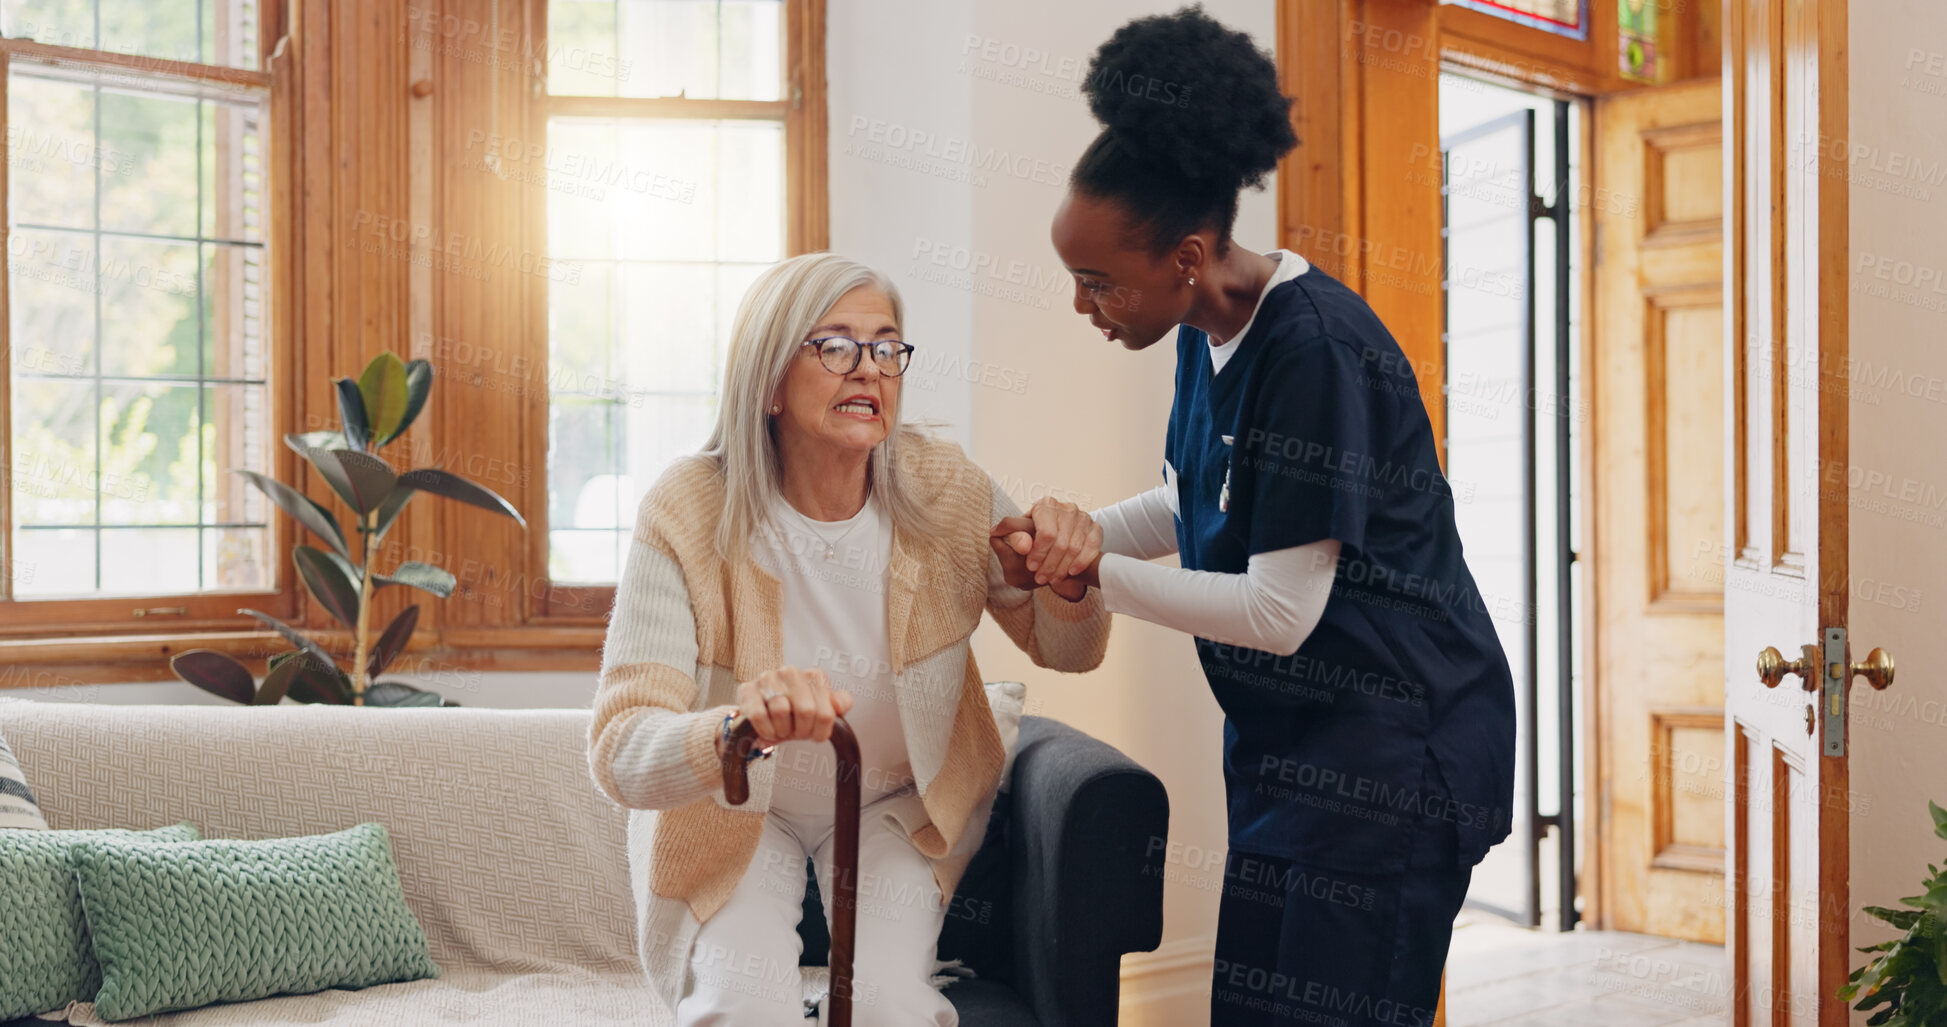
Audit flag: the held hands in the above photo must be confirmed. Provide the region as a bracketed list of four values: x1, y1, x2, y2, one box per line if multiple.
[729, 666, 854, 750]
[988, 497, 1102, 603]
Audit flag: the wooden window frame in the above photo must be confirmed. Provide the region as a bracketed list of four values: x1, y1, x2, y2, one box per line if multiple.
[341, 0, 830, 670]
[1, 0, 827, 683]
[2, 0, 452, 682]
[0, 8, 302, 655]
[508, 0, 829, 648]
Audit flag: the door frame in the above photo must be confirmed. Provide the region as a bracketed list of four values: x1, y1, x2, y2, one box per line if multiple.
[1274, 0, 1723, 933]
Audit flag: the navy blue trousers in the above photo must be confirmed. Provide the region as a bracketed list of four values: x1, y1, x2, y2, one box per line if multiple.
[1208, 817, 1472, 1027]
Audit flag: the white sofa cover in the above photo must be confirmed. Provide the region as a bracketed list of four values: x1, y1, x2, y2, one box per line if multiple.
[3, 701, 663, 1026]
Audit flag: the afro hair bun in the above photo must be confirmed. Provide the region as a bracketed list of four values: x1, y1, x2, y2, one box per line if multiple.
[1081, 5, 1297, 191]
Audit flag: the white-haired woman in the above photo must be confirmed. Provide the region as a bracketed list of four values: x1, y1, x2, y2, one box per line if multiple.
[587, 252, 1112, 1026]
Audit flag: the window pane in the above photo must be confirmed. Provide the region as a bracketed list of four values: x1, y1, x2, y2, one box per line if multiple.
[610, 120, 719, 261]
[8, 75, 96, 230]
[549, 528, 624, 584]
[201, 384, 269, 524]
[549, 118, 780, 264]
[550, 261, 613, 393]
[100, 526, 198, 594]
[617, 261, 717, 394]
[11, 528, 95, 596]
[548, 0, 780, 100]
[203, 243, 267, 378]
[11, 377, 96, 526]
[11, 228, 97, 376]
[715, 262, 764, 341]
[1618, 0, 1661, 82]
[546, 0, 628, 98]
[618, 1, 719, 99]
[99, 91, 200, 236]
[98, 380, 201, 524]
[544, 10, 786, 585]
[201, 97, 266, 243]
[3, 0, 263, 70]
[618, 394, 714, 493]
[548, 397, 616, 532]
[545, 120, 622, 260]
[713, 122, 783, 261]
[204, 525, 269, 591]
[713, 1, 781, 102]
[1440, 0, 1587, 39]
[99, 236, 200, 376]
[7, 65, 271, 601]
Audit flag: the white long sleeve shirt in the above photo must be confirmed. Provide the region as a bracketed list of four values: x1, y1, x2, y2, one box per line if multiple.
[1092, 485, 1340, 657]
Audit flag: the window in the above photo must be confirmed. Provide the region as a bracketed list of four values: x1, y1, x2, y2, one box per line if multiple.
[3, 1, 276, 611]
[0, 0, 826, 667]
[538, 0, 821, 593]
[1440, 0, 1589, 41]
[1616, 0, 1659, 82]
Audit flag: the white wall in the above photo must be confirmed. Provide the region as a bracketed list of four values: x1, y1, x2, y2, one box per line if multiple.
[826, 0, 979, 436]
[1847, 4, 1947, 1022]
[946, 3, 1275, 1020]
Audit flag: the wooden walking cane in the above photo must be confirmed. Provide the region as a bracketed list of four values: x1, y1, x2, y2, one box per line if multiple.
[720, 714, 862, 1027]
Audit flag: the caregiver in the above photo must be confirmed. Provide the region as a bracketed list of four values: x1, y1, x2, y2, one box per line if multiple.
[990, 8, 1517, 1027]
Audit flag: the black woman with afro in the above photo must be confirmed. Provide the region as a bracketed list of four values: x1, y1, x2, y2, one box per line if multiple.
[986, 8, 1517, 1026]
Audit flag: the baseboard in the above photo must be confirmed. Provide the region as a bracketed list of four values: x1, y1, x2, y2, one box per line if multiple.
[1119, 935, 1214, 1024]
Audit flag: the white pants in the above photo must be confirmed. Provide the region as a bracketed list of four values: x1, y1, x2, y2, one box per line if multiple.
[674, 789, 959, 1027]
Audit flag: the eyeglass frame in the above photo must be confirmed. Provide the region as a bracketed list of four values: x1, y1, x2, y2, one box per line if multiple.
[799, 335, 916, 377]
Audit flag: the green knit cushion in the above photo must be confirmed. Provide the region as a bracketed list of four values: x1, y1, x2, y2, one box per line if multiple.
[70, 822, 440, 1022]
[0, 823, 201, 1022]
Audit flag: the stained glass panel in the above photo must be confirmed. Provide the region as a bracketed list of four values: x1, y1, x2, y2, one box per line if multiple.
[1441, 0, 1589, 41]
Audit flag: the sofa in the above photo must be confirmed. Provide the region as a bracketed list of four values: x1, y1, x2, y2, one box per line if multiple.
[1, 699, 1166, 1026]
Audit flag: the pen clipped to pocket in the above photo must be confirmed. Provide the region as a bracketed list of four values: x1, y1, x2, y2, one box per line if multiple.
[1219, 434, 1234, 513]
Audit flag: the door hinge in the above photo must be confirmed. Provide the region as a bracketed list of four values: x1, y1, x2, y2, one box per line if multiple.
[1822, 626, 1847, 756]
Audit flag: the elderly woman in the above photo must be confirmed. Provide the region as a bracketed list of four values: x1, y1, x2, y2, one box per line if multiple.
[587, 252, 1111, 1026]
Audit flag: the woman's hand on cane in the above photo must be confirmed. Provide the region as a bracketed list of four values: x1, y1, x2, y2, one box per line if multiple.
[731, 667, 854, 749]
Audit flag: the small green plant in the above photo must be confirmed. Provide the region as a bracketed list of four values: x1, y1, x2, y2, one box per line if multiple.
[170, 352, 524, 707]
[1842, 801, 1947, 1026]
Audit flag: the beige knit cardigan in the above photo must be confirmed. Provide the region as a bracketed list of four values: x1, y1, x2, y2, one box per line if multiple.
[586, 432, 1112, 1016]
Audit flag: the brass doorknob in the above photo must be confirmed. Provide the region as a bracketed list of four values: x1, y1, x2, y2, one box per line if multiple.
[1757, 644, 1818, 690]
[1851, 647, 1895, 690]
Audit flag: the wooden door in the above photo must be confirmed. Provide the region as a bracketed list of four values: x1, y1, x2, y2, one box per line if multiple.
[1722, 0, 1865, 1024]
[1591, 77, 1727, 944]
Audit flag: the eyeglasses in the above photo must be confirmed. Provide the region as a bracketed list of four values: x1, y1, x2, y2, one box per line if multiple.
[801, 336, 915, 377]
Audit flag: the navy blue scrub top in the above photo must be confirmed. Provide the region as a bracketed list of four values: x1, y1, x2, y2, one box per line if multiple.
[1164, 262, 1516, 875]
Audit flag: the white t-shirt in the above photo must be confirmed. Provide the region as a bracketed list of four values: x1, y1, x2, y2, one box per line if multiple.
[750, 491, 912, 816]
[1207, 248, 1310, 376]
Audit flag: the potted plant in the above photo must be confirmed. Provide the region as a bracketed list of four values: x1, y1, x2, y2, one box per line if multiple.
[170, 352, 524, 707]
[1841, 801, 1947, 1026]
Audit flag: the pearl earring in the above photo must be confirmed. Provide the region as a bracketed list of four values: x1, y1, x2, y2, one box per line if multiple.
[770, 405, 781, 414]
[1188, 276, 1197, 286]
